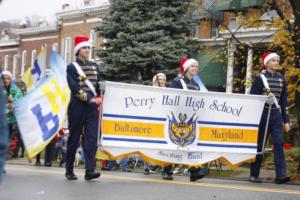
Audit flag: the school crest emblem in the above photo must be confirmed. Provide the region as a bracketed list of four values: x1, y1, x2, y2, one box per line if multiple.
[168, 113, 197, 147]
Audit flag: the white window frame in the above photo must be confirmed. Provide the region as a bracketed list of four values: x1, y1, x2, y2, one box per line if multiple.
[89, 29, 97, 60]
[60, 37, 64, 55]
[12, 54, 18, 79]
[64, 37, 72, 63]
[21, 50, 27, 75]
[31, 49, 36, 66]
[90, 29, 96, 47]
[3, 55, 8, 71]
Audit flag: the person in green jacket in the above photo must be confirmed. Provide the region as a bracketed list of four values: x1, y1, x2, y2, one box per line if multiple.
[1, 71, 23, 144]
[0, 69, 9, 182]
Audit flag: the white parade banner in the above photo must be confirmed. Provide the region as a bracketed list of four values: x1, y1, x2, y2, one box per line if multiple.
[99, 82, 267, 168]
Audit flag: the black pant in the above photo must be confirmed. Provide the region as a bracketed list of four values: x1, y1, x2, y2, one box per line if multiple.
[66, 99, 99, 174]
[36, 153, 41, 163]
[162, 165, 172, 174]
[250, 108, 286, 178]
[44, 140, 56, 165]
[8, 124, 17, 141]
[13, 131, 24, 157]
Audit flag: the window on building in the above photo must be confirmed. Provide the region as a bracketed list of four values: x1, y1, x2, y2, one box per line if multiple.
[89, 29, 97, 60]
[31, 49, 36, 66]
[90, 29, 96, 47]
[64, 37, 72, 63]
[61, 38, 64, 55]
[3, 55, 8, 71]
[12, 54, 18, 79]
[52, 43, 58, 52]
[21, 50, 27, 75]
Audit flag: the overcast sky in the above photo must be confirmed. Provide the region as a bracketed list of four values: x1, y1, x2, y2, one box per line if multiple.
[0, 0, 85, 22]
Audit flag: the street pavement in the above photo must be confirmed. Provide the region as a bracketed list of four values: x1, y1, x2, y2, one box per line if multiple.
[0, 164, 300, 200]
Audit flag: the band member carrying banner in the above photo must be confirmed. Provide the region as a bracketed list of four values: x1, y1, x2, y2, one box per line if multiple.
[65, 36, 103, 181]
[249, 52, 291, 184]
[165, 57, 206, 182]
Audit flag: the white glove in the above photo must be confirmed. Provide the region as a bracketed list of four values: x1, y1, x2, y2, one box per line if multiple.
[266, 94, 275, 105]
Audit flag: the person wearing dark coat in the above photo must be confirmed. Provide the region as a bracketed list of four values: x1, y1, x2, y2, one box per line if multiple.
[249, 52, 291, 184]
[65, 36, 103, 181]
[166, 57, 206, 182]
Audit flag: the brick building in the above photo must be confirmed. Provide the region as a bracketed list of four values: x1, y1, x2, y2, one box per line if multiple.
[0, 24, 60, 80]
[0, 0, 294, 90]
[57, 0, 109, 63]
[15, 25, 60, 78]
[0, 0, 109, 80]
[0, 27, 19, 79]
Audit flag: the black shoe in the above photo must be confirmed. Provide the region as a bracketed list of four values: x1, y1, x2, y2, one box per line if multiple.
[248, 176, 262, 183]
[162, 173, 173, 180]
[144, 168, 150, 175]
[35, 161, 42, 166]
[44, 163, 52, 167]
[189, 168, 205, 182]
[190, 173, 205, 182]
[65, 173, 78, 180]
[85, 171, 101, 180]
[275, 177, 290, 184]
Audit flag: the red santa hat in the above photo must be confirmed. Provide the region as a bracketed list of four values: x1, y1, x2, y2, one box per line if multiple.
[180, 57, 198, 75]
[262, 52, 280, 67]
[74, 36, 92, 55]
[1, 70, 12, 79]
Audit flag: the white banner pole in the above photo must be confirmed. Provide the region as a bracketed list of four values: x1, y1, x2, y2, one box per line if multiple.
[97, 81, 106, 148]
[257, 101, 273, 155]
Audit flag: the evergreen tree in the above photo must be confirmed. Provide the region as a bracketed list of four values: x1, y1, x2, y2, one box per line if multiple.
[97, 0, 196, 84]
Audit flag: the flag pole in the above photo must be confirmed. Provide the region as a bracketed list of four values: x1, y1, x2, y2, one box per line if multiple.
[97, 81, 106, 149]
[257, 99, 273, 155]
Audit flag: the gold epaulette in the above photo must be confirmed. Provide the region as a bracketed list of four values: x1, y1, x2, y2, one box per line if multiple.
[78, 76, 87, 81]
[263, 88, 271, 95]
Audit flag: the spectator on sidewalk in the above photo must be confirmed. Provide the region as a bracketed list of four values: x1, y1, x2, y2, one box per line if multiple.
[44, 140, 56, 167]
[120, 157, 131, 172]
[13, 83, 26, 158]
[0, 69, 8, 183]
[2, 71, 23, 157]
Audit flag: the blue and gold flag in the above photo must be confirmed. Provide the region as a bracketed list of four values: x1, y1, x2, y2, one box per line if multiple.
[22, 47, 47, 91]
[14, 52, 70, 158]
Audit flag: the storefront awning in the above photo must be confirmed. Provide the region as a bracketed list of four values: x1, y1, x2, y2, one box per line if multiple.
[204, 0, 264, 12]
